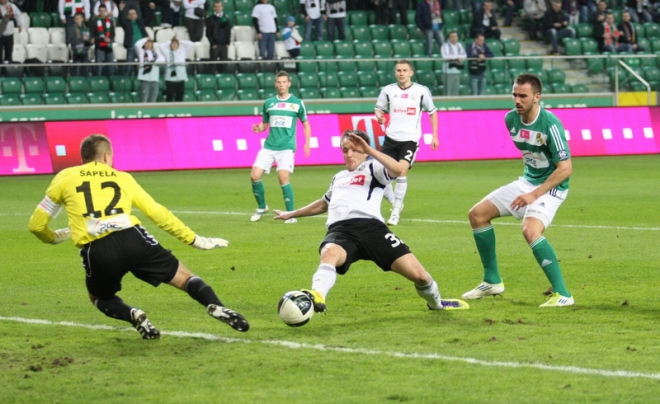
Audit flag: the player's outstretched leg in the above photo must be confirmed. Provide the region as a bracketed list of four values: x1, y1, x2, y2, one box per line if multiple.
[302, 263, 336, 312]
[131, 308, 161, 339]
[464, 204, 505, 299]
[530, 236, 574, 308]
[281, 183, 297, 224]
[387, 177, 407, 226]
[185, 276, 250, 331]
[93, 295, 160, 339]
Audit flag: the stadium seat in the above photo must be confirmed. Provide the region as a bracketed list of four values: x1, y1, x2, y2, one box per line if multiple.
[406, 24, 424, 41]
[415, 70, 435, 88]
[321, 87, 341, 98]
[570, 83, 589, 93]
[350, 26, 370, 42]
[25, 43, 48, 62]
[502, 38, 520, 55]
[388, 24, 408, 41]
[314, 41, 334, 58]
[372, 41, 392, 57]
[196, 74, 216, 90]
[109, 92, 130, 103]
[300, 41, 315, 58]
[391, 39, 411, 57]
[317, 71, 339, 88]
[234, 0, 255, 13]
[459, 9, 472, 25]
[551, 83, 570, 93]
[485, 38, 503, 56]
[357, 72, 377, 87]
[413, 57, 433, 72]
[355, 56, 376, 73]
[14, 29, 28, 45]
[65, 93, 89, 104]
[296, 56, 317, 73]
[369, 24, 389, 41]
[216, 73, 237, 90]
[337, 71, 358, 87]
[0, 94, 21, 106]
[299, 87, 321, 99]
[298, 72, 318, 89]
[255, 72, 273, 89]
[87, 93, 111, 103]
[650, 38, 660, 52]
[580, 37, 599, 54]
[216, 89, 237, 101]
[287, 72, 299, 88]
[348, 11, 368, 26]
[642, 66, 660, 83]
[68, 76, 89, 93]
[340, 87, 360, 98]
[28, 27, 50, 44]
[334, 40, 353, 58]
[643, 22, 660, 38]
[236, 89, 259, 100]
[257, 87, 277, 99]
[155, 27, 175, 43]
[20, 94, 43, 105]
[196, 90, 217, 101]
[409, 40, 425, 56]
[374, 55, 394, 72]
[353, 41, 373, 57]
[489, 69, 508, 86]
[89, 77, 110, 92]
[234, 12, 252, 26]
[30, 12, 51, 28]
[547, 69, 566, 84]
[487, 58, 506, 71]
[1, 78, 23, 94]
[443, 9, 459, 27]
[359, 87, 379, 98]
[575, 23, 593, 38]
[110, 76, 131, 93]
[563, 38, 581, 56]
[23, 77, 45, 94]
[44, 76, 67, 93]
[525, 55, 544, 70]
[507, 57, 526, 70]
[231, 26, 255, 42]
[236, 73, 258, 89]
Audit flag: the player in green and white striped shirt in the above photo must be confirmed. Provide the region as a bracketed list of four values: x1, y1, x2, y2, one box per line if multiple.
[250, 71, 312, 224]
[463, 73, 574, 308]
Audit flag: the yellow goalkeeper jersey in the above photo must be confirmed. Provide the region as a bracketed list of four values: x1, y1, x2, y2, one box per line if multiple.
[28, 162, 196, 248]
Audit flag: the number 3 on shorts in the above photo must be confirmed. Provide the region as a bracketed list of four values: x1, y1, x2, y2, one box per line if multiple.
[384, 233, 402, 248]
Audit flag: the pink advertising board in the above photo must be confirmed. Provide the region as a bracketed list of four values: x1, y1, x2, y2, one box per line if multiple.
[1, 107, 658, 176]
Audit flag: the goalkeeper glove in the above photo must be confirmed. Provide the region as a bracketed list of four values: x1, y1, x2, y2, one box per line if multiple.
[191, 235, 229, 250]
[51, 228, 71, 245]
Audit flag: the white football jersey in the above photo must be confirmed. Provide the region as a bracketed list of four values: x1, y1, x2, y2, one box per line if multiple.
[323, 160, 392, 227]
[375, 82, 437, 142]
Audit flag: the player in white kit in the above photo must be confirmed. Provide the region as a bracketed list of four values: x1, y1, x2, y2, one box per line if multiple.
[273, 130, 467, 314]
[375, 59, 439, 225]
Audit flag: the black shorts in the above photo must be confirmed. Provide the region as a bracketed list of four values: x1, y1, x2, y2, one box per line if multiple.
[80, 225, 179, 298]
[380, 137, 419, 168]
[319, 218, 412, 275]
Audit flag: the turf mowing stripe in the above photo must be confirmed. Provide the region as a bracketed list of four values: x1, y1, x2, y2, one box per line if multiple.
[3, 315, 659, 381]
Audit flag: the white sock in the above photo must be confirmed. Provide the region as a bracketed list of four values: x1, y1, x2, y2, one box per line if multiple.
[384, 183, 395, 204]
[415, 279, 442, 309]
[393, 177, 407, 207]
[311, 263, 337, 298]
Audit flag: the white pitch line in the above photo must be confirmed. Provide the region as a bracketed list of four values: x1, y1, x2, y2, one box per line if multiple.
[2, 316, 659, 381]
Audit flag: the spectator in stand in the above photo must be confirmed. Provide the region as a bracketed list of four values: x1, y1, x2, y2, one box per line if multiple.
[504, 0, 523, 26]
[183, 0, 206, 41]
[91, 4, 116, 78]
[206, 1, 232, 73]
[592, 0, 607, 26]
[471, 0, 500, 40]
[544, 0, 575, 55]
[415, 0, 444, 56]
[618, 10, 646, 51]
[440, 30, 467, 96]
[595, 12, 628, 52]
[252, 0, 278, 60]
[69, 12, 91, 76]
[389, 0, 409, 25]
[371, 0, 388, 25]
[93, 0, 119, 20]
[454, 0, 472, 10]
[60, 0, 91, 43]
[300, 0, 325, 41]
[167, 0, 182, 27]
[467, 32, 493, 95]
[625, 0, 653, 22]
[523, 0, 546, 40]
[135, 37, 163, 102]
[562, 0, 580, 24]
[119, 2, 148, 76]
[160, 38, 194, 101]
[282, 16, 302, 58]
[324, 0, 346, 40]
[0, 0, 22, 64]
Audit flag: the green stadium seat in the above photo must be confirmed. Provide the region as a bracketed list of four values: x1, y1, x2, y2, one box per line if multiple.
[563, 38, 581, 56]
[391, 39, 411, 57]
[433, 69, 443, 86]
[643, 22, 660, 38]
[236, 73, 258, 89]
[299, 87, 321, 99]
[89, 77, 110, 92]
[570, 83, 589, 93]
[489, 69, 508, 86]
[487, 58, 506, 70]
[350, 26, 370, 42]
[348, 11, 368, 26]
[0, 94, 21, 105]
[236, 89, 259, 100]
[354, 57, 376, 73]
[372, 41, 392, 57]
[338, 71, 358, 87]
[1, 78, 22, 94]
[65, 93, 89, 104]
[233, 12, 252, 25]
[359, 87, 379, 98]
[580, 37, 599, 54]
[68, 76, 89, 93]
[255, 72, 274, 89]
[234, 0, 254, 13]
[407, 24, 424, 41]
[374, 55, 394, 72]
[316, 71, 338, 88]
[388, 24, 408, 40]
[583, 52, 605, 74]
[196, 90, 217, 101]
[353, 41, 373, 57]
[575, 23, 593, 38]
[459, 9, 472, 25]
[415, 70, 435, 88]
[369, 24, 389, 41]
[19, 94, 43, 105]
[182, 90, 195, 102]
[410, 40, 425, 56]
[413, 56, 433, 72]
[483, 85, 496, 95]
[459, 84, 471, 95]
[196, 74, 216, 91]
[443, 9, 459, 27]
[109, 92, 130, 103]
[528, 68, 548, 83]
[406, 10, 416, 24]
[216, 73, 237, 90]
[334, 40, 353, 57]
[257, 88, 277, 99]
[335, 56, 356, 72]
[216, 89, 237, 100]
[358, 72, 378, 87]
[340, 87, 360, 98]
[485, 38, 503, 56]
[42, 93, 66, 104]
[111, 76, 133, 93]
[314, 41, 334, 58]
[87, 92, 111, 103]
[525, 55, 544, 70]
[297, 72, 318, 89]
[376, 70, 390, 87]
[642, 66, 660, 82]
[493, 83, 508, 94]
[321, 87, 341, 98]
[30, 12, 51, 28]
[547, 68, 566, 84]
[299, 42, 315, 58]
[507, 57, 526, 70]
[502, 38, 520, 55]
[551, 83, 570, 93]
[629, 81, 647, 91]
[650, 38, 660, 52]
[296, 56, 317, 73]
[23, 77, 45, 94]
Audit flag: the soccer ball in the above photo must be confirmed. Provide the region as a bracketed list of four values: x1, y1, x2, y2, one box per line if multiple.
[278, 291, 314, 327]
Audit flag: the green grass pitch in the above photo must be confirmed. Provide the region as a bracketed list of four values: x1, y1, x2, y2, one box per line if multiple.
[1, 155, 659, 403]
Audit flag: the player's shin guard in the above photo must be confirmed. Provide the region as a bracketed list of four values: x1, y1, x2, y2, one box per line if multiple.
[415, 278, 442, 309]
[252, 180, 266, 209]
[473, 225, 502, 284]
[311, 263, 337, 298]
[281, 183, 294, 211]
[94, 295, 135, 323]
[393, 177, 408, 206]
[530, 237, 571, 297]
[185, 276, 223, 307]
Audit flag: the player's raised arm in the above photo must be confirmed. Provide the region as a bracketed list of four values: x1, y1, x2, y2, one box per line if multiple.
[347, 132, 403, 178]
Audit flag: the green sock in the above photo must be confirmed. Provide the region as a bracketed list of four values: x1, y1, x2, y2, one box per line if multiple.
[473, 225, 501, 284]
[281, 183, 294, 211]
[530, 236, 571, 297]
[251, 181, 266, 209]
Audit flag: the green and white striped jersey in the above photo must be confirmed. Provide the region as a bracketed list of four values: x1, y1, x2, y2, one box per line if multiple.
[505, 107, 571, 191]
[261, 94, 308, 151]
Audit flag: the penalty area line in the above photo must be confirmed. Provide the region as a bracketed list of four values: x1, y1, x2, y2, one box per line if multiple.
[2, 316, 660, 381]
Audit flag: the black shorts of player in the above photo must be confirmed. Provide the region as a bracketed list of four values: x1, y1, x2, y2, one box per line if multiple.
[319, 218, 412, 275]
[80, 225, 179, 298]
[380, 137, 419, 168]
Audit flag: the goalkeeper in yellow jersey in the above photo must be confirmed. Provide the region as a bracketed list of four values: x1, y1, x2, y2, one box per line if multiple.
[28, 134, 249, 339]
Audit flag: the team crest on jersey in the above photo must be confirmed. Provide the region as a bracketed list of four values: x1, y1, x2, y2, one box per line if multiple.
[536, 133, 546, 145]
[520, 129, 530, 139]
